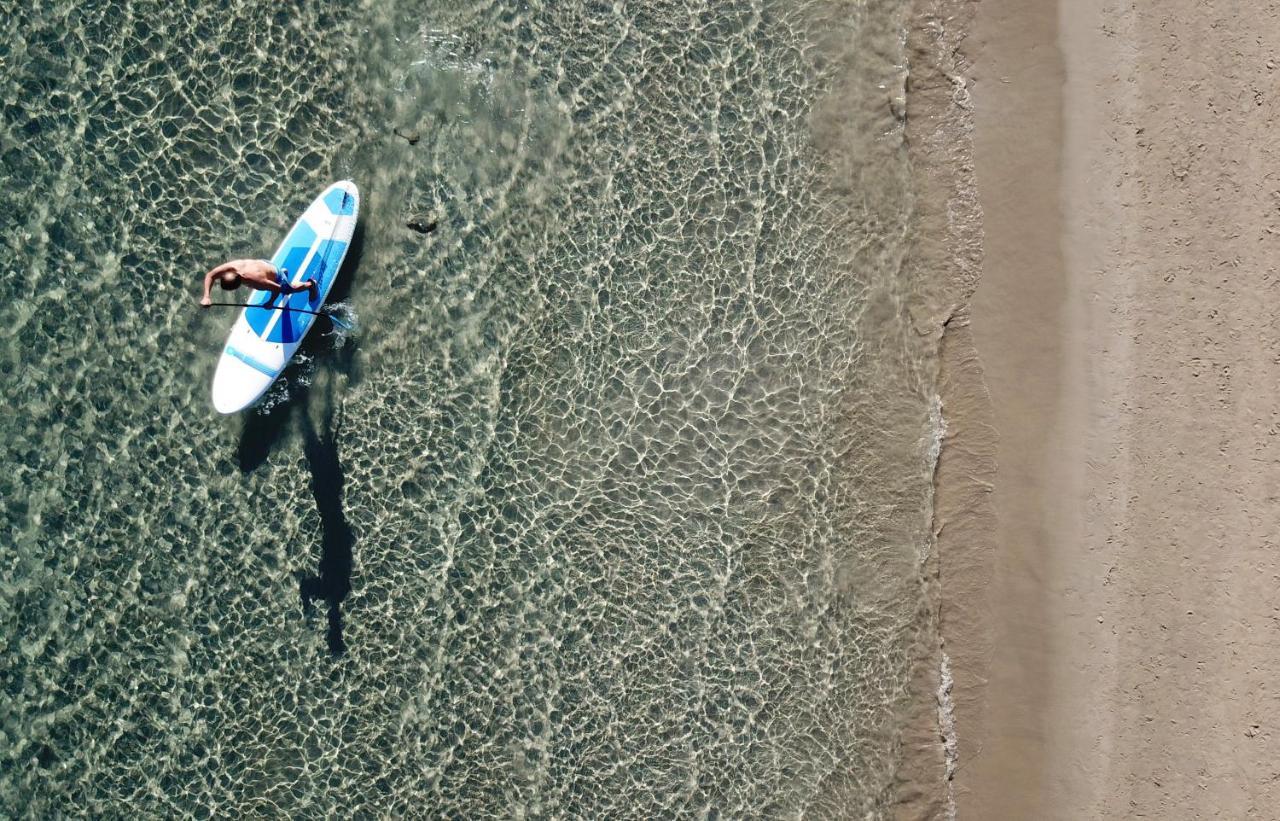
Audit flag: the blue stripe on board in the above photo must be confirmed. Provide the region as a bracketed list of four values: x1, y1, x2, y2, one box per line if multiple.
[247, 222, 317, 338]
[302, 238, 347, 286]
[323, 188, 355, 215]
[225, 346, 278, 378]
[262, 238, 348, 344]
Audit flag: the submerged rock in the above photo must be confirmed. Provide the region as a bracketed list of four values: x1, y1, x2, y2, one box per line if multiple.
[406, 212, 438, 235]
[393, 127, 420, 145]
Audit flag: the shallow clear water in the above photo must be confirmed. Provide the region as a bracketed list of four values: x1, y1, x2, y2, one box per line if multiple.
[2, 0, 942, 815]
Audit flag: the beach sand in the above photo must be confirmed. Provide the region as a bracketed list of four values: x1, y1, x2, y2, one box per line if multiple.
[928, 0, 1280, 817]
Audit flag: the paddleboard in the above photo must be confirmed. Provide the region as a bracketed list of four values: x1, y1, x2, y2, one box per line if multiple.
[211, 180, 359, 413]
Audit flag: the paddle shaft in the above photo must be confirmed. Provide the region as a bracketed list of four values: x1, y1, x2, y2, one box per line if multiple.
[205, 301, 350, 328]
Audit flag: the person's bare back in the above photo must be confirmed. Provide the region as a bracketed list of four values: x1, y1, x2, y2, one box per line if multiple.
[200, 258, 317, 306]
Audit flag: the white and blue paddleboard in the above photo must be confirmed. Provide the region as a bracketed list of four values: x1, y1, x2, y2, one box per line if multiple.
[211, 180, 359, 414]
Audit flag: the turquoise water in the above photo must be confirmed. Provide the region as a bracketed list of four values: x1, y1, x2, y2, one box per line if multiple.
[2, 0, 943, 815]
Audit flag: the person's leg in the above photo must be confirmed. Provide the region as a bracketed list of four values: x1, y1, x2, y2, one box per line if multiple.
[265, 274, 294, 307]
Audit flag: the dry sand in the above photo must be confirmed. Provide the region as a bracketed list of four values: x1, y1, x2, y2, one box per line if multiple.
[928, 0, 1280, 817]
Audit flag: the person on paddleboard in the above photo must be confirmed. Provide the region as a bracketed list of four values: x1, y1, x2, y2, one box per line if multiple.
[200, 259, 318, 307]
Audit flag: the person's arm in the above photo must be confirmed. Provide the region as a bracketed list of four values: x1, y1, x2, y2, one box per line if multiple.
[201, 263, 237, 306]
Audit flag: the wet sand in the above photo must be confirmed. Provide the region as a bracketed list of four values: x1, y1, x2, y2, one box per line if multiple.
[948, 0, 1280, 816]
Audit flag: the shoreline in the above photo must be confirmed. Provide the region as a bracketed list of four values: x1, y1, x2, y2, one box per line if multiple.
[893, 0, 987, 816]
[897, 0, 1103, 814]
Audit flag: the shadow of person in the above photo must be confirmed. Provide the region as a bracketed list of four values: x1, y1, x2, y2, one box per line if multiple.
[298, 385, 355, 655]
[227, 209, 365, 652]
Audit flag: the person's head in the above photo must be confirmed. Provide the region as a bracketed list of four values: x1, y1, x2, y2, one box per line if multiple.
[218, 272, 240, 290]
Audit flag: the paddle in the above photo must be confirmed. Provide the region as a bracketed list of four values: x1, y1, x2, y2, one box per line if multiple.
[204, 301, 351, 330]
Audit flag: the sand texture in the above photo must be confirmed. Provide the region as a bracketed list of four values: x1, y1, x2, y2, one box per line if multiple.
[949, 0, 1280, 817]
